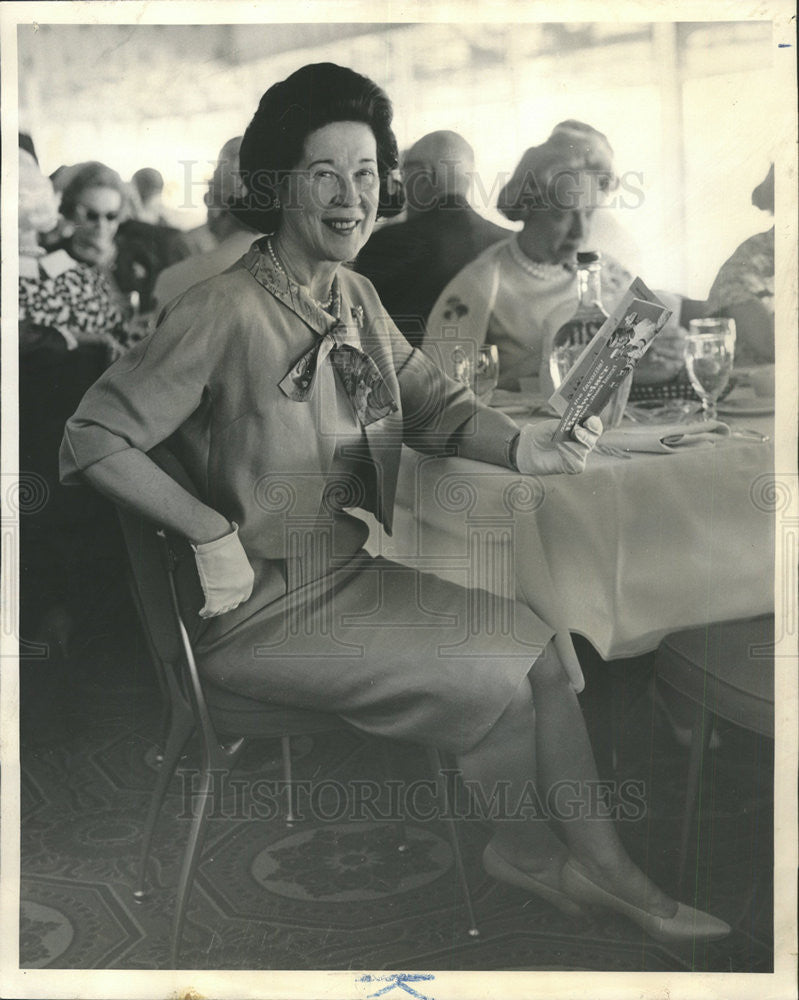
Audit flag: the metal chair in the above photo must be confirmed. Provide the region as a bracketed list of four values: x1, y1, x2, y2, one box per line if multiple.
[117, 447, 479, 965]
[654, 615, 774, 891]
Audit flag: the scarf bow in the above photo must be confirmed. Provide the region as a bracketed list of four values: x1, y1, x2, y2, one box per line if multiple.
[240, 243, 398, 428]
[279, 307, 398, 427]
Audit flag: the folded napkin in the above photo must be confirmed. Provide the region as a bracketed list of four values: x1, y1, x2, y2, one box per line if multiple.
[600, 419, 731, 453]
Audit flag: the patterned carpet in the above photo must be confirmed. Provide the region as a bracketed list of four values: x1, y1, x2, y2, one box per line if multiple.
[18, 603, 774, 973]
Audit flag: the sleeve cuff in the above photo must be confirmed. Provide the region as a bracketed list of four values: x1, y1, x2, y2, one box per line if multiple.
[191, 522, 238, 553]
[450, 408, 524, 469]
[59, 422, 133, 486]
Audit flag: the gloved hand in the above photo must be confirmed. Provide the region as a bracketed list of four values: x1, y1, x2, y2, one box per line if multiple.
[515, 416, 603, 475]
[190, 522, 255, 619]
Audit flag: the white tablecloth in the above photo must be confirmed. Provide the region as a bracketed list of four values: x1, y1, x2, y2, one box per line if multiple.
[364, 416, 774, 669]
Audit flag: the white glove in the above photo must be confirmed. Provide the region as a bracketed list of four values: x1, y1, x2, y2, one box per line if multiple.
[515, 416, 603, 475]
[190, 522, 255, 619]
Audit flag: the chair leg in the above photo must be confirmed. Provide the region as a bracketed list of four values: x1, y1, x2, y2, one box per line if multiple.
[281, 735, 296, 825]
[155, 701, 172, 765]
[678, 698, 714, 895]
[134, 703, 194, 901]
[170, 762, 218, 967]
[428, 747, 479, 938]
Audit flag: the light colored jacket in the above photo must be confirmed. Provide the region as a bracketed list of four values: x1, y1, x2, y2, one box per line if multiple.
[61, 242, 520, 560]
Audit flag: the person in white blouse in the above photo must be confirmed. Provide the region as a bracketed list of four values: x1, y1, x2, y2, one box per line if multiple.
[422, 132, 632, 395]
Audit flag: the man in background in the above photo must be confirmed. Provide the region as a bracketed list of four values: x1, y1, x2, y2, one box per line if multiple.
[174, 136, 249, 258]
[130, 167, 168, 226]
[151, 137, 260, 313]
[355, 130, 510, 346]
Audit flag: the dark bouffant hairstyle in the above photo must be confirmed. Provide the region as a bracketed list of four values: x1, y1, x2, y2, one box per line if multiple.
[231, 63, 403, 231]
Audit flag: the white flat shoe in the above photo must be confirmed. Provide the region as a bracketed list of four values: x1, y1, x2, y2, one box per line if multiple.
[482, 842, 585, 918]
[561, 859, 731, 943]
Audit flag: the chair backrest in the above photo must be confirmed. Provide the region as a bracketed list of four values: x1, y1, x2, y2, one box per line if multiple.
[115, 445, 217, 746]
[116, 445, 203, 662]
[118, 446, 344, 744]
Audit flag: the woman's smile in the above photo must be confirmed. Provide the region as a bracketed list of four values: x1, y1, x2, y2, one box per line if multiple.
[276, 120, 379, 288]
[324, 217, 363, 235]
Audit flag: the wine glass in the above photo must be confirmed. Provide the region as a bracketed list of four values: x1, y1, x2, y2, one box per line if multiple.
[474, 345, 500, 402]
[683, 318, 736, 421]
[450, 345, 473, 389]
[450, 344, 500, 402]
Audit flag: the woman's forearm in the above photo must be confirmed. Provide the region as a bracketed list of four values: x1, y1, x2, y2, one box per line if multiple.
[80, 449, 232, 545]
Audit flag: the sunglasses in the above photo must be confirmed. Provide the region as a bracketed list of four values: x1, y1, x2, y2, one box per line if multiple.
[76, 207, 120, 223]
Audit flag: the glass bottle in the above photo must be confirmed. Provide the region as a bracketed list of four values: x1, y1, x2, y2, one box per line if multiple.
[549, 251, 607, 389]
[548, 251, 631, 428]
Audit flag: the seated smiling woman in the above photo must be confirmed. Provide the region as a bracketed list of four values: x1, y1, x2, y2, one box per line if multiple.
[60, 62, 728, 943]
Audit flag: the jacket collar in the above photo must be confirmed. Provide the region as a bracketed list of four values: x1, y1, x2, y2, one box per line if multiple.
[241, 239, 401, 535]
[242, 237, 337, 337]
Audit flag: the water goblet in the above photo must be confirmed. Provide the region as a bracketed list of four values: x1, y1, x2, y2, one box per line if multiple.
[450, 345, 473, 390]
[683, 318, 736, 421]
[474, 345, 500, 402]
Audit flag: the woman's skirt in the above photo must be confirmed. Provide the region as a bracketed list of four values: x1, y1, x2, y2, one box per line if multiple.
[196, 550, 554, 755]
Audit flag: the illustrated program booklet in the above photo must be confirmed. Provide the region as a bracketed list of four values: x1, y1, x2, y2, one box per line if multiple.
[548, 277, 673, 442]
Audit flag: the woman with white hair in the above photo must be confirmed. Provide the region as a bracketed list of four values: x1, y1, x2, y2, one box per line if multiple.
[423, 125, 688, 393]
[422, 131, 632, 393]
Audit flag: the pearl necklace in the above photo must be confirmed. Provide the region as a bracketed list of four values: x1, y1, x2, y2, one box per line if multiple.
[266, 236, 334, 310]
[509, 235, 574, 280]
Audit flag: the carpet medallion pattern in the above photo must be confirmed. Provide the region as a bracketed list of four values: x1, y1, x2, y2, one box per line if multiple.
[18, 628, 774, 973]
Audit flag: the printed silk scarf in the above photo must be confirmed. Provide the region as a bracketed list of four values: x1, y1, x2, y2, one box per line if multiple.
[242, 242, 399, 427]
[278, 292, 398, 427]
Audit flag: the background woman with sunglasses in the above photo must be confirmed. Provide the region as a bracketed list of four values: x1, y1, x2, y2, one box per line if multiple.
[56, 160, 187, 316]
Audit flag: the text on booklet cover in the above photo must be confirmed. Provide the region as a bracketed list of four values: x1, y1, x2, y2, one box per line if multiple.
[548, 277, 673, 442]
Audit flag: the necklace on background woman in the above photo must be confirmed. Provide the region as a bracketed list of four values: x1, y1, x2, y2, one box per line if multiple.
[266, 236, 335, 311]
[509, 234, 574, 280]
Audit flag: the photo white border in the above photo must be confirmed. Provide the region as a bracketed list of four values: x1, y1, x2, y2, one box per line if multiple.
[2, 2, 796, 998]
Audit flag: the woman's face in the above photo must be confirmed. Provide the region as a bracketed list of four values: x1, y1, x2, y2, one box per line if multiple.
[69, 185, 122, 265]
[521, 170, 599, 265]
[277, 121, 379, 267]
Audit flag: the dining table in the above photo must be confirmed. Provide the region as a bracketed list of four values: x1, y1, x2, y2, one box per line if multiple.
[362, 391, 775, 691]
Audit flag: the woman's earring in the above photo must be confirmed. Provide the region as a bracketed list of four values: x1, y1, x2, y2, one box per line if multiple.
[274, 195, 281, 209]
